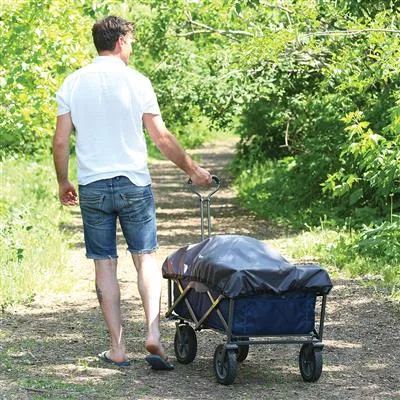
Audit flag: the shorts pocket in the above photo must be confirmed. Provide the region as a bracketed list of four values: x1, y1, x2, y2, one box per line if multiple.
[121, 184, 151, 199]
[79, 193, 106, 225]
[119, 186, 154, 223]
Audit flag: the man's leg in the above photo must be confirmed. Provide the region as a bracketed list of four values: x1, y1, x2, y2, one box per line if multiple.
[95, 258, 128, 362]
[131, 252, 165, 358]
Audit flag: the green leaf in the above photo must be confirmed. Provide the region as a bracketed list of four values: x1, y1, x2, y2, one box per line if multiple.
[349, 188, 364, 206]
[235, 2, 241, 15]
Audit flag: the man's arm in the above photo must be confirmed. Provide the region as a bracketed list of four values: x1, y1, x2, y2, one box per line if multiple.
[52, 113, 78, 205]
[143, 114, 212, 185]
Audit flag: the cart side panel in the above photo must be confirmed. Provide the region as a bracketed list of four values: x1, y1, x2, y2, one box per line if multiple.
[173, 282, 316, 335]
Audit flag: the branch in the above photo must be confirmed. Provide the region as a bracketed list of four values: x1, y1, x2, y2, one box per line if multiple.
[23, 387, 50, 394]
[22, 387, 84, 397]
[179, 27, 400, 42]
[188, 19, 255, 37]
[299, 28, 400, 41]
[280, 119, 291, 148]
[176, 29, 214, 37]
[179, 2, 292, 40]
[261, 1, 293, 14]
[181, 10, 257, 42]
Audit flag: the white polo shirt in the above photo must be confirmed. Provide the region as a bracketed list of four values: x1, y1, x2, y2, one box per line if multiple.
[56, 56, 161, 186]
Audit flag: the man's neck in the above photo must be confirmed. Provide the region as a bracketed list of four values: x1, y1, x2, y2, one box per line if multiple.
[97, 52, 127, 65]
[99, 51, 119, 58]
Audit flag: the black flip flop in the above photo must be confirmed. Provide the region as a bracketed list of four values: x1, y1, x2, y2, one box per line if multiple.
[145, 354, 174, 370]
[98, 351, 131, 367]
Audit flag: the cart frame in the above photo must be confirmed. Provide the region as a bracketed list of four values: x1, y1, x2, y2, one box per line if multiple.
[164, 176, 329, 384]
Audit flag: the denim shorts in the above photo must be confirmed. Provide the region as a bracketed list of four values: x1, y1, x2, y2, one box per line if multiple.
[78, 176, 158, 259]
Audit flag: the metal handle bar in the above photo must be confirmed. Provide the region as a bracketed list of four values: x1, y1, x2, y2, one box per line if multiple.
[186, 175, 221, 200]
[186, 175, 221, 241]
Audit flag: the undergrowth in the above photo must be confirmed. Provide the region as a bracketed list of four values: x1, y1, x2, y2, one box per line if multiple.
[0, 157, 76, 310]
[234, 160, 400, 299]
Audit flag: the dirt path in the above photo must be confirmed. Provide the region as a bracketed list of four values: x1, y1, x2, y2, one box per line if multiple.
[1, 138, 399, 400]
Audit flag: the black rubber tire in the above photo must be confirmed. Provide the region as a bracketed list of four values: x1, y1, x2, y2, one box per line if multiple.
[233, 337, 249, 362]
[299, 343, 323, 382]
[237, 345, 249, 363]
[174, 325, 197, 364]
[213, 344, 237, 385]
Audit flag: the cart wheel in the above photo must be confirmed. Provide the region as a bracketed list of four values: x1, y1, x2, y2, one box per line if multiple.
[174, 324, 197, 364]
[233, 337, 249, 362]
[213, 344, 237, 385]
[299, 343, 323, 382]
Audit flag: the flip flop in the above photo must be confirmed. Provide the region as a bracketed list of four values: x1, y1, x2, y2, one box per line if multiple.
[145, 354, 174, 371]
[98, 351, 131, 367]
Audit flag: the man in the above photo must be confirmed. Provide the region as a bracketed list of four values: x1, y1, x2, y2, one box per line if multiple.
[53, 15, 211, 369]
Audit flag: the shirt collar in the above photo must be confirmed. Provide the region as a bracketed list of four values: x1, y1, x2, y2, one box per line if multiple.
[93, 56, 126, 66]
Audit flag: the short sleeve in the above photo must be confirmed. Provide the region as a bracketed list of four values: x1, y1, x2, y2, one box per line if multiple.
[141, 78, 161, 116]
[55, 79, 71, 116]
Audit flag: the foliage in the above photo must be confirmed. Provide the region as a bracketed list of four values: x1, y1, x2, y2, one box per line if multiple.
[233, 26, 400, 219]
[323, 109, 400, 208]
[355, 218, 400, 263]
[0, 158, 76, 309]
[145, 0, 399, 223]
[0, 0, 94, 157]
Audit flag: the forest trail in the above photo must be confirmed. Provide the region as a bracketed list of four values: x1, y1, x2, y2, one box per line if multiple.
[1, 137, 399, 400]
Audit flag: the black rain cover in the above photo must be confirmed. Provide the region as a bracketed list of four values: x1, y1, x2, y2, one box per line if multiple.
[162, 235, 333, 298]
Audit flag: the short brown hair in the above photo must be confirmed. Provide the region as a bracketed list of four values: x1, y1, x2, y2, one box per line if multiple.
[92, 16, 135, 53]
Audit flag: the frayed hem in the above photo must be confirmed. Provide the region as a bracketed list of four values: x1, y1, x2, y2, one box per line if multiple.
[86, 254, 118, 260]
[128, 247, 158, 255]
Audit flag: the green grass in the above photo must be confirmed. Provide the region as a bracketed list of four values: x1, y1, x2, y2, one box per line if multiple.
[233, 162, 400, 300]
[271, 227, 399, 296]
[0, 157, 77, 310]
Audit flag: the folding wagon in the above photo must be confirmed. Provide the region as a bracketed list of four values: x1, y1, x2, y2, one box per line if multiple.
[162, 177, 332, 385]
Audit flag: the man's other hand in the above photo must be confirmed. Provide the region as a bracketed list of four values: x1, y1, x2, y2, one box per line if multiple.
[190, 166, 212, 186]
[58, 181, 78, 206]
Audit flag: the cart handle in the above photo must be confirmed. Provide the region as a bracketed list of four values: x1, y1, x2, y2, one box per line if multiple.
[187, 175, 221, 200]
